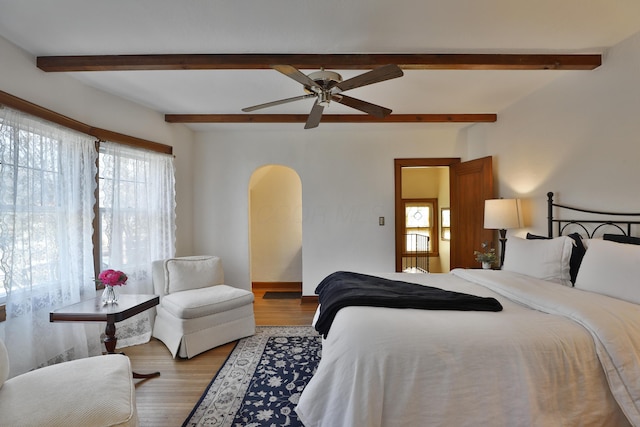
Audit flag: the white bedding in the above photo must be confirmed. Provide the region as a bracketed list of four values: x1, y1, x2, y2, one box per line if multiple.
[295, 269, 640, 427]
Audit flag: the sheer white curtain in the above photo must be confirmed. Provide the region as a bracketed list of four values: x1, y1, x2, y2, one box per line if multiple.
[0, 107, 102, 377]
[99, 141, 175, 348]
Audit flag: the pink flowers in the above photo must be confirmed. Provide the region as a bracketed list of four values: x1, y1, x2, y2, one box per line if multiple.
[97, 269, 128, 287]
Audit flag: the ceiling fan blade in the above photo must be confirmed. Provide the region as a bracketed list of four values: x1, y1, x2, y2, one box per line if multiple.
[332, 94, 392, 118]
[332, 64, 404, 93]
[242, 94, 315, 112]
[273, 65, 321, 90]
[304, 100, 324, 129]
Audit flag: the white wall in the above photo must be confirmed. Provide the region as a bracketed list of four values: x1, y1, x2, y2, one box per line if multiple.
[197, 29, 640, 295]
[467, 29, 640, 239]
[0, 35, 196, 256]
[193, 126, 465, 294]
[9, 25, 640, 297]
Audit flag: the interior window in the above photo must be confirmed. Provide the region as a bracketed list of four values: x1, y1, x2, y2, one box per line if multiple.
[403, 199, 439, 256]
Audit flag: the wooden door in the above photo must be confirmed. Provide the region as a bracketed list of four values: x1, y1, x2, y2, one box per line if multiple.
[449, 156, 494, 269]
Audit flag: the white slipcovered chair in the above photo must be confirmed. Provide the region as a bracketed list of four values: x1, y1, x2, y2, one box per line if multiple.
[151, 255, 255, 359]
[0, 338, 138, 427]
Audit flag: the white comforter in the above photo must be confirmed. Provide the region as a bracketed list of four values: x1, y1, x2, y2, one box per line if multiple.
[295, 269, 640, 427]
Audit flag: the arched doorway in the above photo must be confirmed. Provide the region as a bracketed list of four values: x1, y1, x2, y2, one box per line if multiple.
[248, 165, 302, 290]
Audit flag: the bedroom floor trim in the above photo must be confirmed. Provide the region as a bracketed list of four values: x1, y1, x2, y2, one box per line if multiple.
[252, 281, 302, 291]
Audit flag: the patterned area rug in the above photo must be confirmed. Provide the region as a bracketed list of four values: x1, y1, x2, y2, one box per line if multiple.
[182, 326, 321, 427]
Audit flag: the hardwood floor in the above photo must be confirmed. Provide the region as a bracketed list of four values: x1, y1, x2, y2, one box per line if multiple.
[125, 289, 318, 427]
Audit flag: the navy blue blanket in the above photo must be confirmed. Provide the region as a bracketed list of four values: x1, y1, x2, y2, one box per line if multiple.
[314, 271, 503, 338]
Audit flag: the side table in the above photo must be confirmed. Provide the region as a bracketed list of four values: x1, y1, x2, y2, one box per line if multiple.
[50, 294, 160, 379]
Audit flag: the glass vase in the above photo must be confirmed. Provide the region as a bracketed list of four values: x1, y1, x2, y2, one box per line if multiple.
[101, 286, 118, 304]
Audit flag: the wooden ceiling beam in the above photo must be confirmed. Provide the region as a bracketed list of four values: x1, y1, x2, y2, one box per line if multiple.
[164, 113, 497, 124]
[37, 53, 601, 72]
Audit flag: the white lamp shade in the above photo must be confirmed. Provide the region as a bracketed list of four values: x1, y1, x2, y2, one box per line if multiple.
[484, 198, 523, 230]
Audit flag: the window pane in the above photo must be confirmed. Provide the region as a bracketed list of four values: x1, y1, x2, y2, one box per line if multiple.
[441, 208, 451, 227]
[405, 204, 430, 228]
[403, 199, 437, 255]
[98, 146, 167, 274]
[99, 150, 151, 269]
[0, 123, 63, 301]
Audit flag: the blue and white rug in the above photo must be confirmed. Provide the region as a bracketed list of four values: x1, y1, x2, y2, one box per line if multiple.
[182, 326, 322, 427]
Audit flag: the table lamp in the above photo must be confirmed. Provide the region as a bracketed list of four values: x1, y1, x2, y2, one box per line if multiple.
[484, 198, 523, 267]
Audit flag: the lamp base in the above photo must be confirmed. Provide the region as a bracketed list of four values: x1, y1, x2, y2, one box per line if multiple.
[498, 229, 507, 268]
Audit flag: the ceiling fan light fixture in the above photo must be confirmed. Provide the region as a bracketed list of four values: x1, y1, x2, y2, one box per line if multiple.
[318, 91, 331, 107]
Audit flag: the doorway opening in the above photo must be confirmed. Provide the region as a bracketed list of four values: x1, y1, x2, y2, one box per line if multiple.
[398, 165, 451, 273]
[394, 157, 494, 272]
[248, 165, 302, 293]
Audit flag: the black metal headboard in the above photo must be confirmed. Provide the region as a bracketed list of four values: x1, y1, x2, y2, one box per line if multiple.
[547, 192, 640, 238]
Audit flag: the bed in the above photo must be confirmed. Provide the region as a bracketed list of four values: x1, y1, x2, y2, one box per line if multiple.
[295, 192, 640, 427]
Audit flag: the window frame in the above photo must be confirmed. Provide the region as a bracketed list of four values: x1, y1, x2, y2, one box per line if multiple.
[402, 198, 439, 257]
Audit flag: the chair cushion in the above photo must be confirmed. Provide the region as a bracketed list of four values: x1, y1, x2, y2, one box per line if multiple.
[161, 284, 254, 319]
[0, 354, 137, 426]
[0, 338, 9, 389]
[164, 255, 224, 294]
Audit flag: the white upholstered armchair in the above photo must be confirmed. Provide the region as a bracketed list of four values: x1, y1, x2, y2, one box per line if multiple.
[151, 255, 255, 359]
[0, 338, 138, 427]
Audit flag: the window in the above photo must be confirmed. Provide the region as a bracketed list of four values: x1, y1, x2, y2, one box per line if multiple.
[0, 107, 101, 375]
[0, 117, 91, 305]
[98, 147, 153, 272]
[97, 140, 175, 283]
[0, 103, 174, 375]
[403, 198, 439, 256]
[96, 142, 176, 348]
[441, 208, 451, 241]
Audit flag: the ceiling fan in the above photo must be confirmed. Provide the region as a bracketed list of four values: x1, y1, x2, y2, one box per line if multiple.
[242, 64, 404, 129]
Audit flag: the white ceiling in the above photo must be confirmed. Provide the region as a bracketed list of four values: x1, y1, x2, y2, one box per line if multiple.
[1, 0, 640, 132]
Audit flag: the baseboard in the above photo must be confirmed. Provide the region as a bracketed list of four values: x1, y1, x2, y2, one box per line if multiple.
[301, 295, 319, 304]
[252, 281, 302, 291]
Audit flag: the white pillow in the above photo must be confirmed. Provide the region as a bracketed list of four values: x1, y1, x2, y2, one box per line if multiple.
[502, 236, 573, 286]
[164, 255, 224, 294]
[581, 238, 601, 250]
[574, 239, 640, 304]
